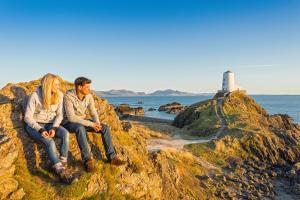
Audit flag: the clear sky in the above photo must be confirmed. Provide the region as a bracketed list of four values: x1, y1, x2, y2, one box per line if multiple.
[0, 0, 299, 94]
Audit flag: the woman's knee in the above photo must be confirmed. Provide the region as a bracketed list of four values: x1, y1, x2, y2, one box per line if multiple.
[25, 123, 37, 136]
[60, 127, 70, 144]
[43, 138, 56, 149]
[58, 127, 69, 136]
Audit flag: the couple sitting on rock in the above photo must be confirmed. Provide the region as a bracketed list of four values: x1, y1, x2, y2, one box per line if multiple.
[24, 73, 125, 184]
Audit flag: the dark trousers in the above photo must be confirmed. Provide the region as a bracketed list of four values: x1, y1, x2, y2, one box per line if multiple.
[63, 122, 116, 161]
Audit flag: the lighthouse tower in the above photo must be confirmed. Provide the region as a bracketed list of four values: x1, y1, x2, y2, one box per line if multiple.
[222, 71, 235, 92]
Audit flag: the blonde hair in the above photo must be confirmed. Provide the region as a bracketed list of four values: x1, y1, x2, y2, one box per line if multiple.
[40, 73, 62, 110]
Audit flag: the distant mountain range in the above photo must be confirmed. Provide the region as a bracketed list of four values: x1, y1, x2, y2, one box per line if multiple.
[94, 89, 146, 97]
[94, 89, 213, 97]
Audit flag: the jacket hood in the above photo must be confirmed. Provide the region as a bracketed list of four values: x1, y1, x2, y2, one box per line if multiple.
[66, 89, 77, 98]
[35, 86, 43, 102]
[65, 89, 82, 102]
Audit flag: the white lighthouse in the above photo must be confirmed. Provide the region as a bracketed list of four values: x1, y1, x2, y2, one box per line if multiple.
[222, 70, 235, 92]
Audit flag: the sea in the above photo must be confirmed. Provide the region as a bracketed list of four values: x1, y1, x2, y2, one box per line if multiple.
[105, 95, 300, 124]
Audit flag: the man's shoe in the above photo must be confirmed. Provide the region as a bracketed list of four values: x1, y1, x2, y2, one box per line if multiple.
[84, 159, 95, 172]
[109, 157, 126, 166]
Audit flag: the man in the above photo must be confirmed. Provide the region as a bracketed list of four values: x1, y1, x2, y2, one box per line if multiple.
[63, 77, 125, 172]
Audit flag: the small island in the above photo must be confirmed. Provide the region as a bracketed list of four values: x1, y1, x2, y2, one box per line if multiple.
[158, 102, 186, 114]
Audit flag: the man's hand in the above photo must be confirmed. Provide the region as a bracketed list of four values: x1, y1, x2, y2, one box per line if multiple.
[49, 129, 56, 138]
[92, 123, 102, 132]
[41, 131, 50, 138]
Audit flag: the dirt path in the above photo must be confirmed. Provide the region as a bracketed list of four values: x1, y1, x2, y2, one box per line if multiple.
[147, 98, 228, 151]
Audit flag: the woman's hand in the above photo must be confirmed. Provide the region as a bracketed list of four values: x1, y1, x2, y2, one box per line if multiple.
[41, 131, 50, 138]
[49, 129, 56, 138]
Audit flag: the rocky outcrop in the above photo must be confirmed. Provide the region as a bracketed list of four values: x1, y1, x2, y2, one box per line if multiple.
[0, 79, 212, 199]
[0, 80, 165, 199]
[194, 92, 300, 199]
[0, 132, 24, 200]
[173, 100, 220, 136]
[114, 104, 145, 116]
[148, 108, 157, 111]
[158, 102, 185, 114]
[287, 162, 300, 194]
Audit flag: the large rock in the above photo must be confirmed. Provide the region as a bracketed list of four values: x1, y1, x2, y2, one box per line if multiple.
[8, 188, 25, 200]
[0, 178, 19, 200]
[148, 107, 156, 111]
[173, 99, 220, 136]
[158, 102, 185, 114]
[0, 132, 21, 200]
[114, 104, 145, 116]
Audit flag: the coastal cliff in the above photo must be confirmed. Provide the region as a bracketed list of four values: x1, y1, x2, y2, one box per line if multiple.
[175, 91, 300, 199]
[0, 80, 300, 199]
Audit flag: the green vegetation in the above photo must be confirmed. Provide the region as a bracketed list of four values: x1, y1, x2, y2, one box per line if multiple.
[57, 172, 91, 199]
[174, 99, 220, 138]
[185, 142, 226, 167]
[223, 91, 267, 131]
[15, 156, 54, 200]
[183, 92, 273, 170]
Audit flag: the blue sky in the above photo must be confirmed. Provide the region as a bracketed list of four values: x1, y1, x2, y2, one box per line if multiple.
[0, 0, 299, 94]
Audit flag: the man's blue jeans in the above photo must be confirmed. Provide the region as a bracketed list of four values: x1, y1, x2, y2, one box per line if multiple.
[25, 123, 70, 165]
[63, 122, 116, 162]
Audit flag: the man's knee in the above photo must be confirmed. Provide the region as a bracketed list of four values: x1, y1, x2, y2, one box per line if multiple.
[74, 124, 87, 136]
[101, 124, 109, 133]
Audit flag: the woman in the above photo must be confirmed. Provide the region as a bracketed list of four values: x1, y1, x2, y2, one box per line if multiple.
[24, 73, 74, 184]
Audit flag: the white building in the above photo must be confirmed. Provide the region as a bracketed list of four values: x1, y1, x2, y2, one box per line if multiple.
[222, 70, 235, 92]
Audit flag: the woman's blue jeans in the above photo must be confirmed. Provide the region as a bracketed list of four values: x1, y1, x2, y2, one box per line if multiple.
[25, 123, 70, 165]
